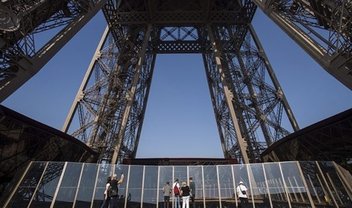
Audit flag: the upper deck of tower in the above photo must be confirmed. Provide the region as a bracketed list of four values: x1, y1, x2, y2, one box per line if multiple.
[103, 0, 257, 25]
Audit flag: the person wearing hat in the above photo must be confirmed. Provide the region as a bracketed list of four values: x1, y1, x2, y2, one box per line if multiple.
[236, 181, 248, 207]
[180, 181, 191, 208]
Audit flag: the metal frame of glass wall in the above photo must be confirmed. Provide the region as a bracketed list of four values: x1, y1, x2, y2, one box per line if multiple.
[2, 161, 352, 208]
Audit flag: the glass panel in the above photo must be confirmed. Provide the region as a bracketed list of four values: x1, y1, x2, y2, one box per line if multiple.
[281, 162, 311, 208]
[233, 164, 251, 208]
[203, 166, 219, 208]
[75, 163, 98, 208]
[29, 162, 65, 208]
[318, 161, 352, 207]
[8, 162, 47, 207]
[128, 165, 143, 208]
[53, 162, 83, 207]
[143, 166, 158, 208]
[300, 161, 334, 207]
[159, 166, 172, 208]
[92, 164, 112, 208]
[263, 162, 288, 208]
[189, 166, 203, 208]
[218, 165, 235, 208]
[249, 163, 270, 208]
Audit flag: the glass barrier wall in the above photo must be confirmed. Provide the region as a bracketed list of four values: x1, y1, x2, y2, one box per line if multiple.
[1, 161, 351, 208]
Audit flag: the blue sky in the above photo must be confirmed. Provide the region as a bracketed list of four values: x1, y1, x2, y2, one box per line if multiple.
[3, 10, 352, 158]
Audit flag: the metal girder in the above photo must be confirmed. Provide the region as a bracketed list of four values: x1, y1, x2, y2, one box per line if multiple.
[63, 23, 155, 164]
[0, 0, 108, 102]
[252, 0, 352, 90]
[62, 0, 299, 164]
[202, 22, 298, 163]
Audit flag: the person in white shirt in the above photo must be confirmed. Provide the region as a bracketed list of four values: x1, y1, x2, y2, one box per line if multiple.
[236, 181, 249, 208]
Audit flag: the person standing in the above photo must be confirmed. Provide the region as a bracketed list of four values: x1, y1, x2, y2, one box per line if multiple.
[101, 176, 111, 208]
[236, 181, 249, 208]
[109, 173, 124, 208]
[173, 179, 181, 208]
[163, 181, 171, 208]
[180, 181, 190, 208]
[189, 177, 196, 208]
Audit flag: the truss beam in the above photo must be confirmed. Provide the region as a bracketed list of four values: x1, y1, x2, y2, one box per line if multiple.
[252, 0, 352, 90]
[0, 0, 108, 102]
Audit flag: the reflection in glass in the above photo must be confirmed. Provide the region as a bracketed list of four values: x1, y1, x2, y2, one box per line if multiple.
[75, 163, 98, 208]
[143, 166, 158, 208]
[2, 161, 352, 208]
[189, 166, 204, 207]
[128, 165, 143, 207]
[318, 161, 352, 207]
[53, 162, 82, 207]
[8, 162, 47, 207]
[203, 166, 219, 207]
[29, 162, 65, 208]
[280, 162, 310, 207]
[218, 165, 235, 208]
[248, 163, 270, 207]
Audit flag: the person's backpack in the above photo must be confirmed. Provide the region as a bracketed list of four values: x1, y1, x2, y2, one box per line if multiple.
[174, 185, 180, 195]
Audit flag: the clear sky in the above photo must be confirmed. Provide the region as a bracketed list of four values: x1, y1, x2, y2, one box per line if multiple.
[3, 10, 352, 158]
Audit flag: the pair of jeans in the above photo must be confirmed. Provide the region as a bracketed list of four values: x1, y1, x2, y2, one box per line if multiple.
[174, 195, 180, 208]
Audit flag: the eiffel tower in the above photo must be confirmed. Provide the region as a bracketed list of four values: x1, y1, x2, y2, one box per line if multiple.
[1, 0, 351, 165]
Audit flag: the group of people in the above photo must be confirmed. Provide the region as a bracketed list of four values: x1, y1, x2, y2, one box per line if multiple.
[163, 177, 196, 208]
[101, 173, 249, 208]
[164, 178, 249, 208]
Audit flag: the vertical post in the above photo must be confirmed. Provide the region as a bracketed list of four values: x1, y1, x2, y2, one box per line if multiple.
[201, 166, 206, 208]
[316, 161, 339, 207]
[157, 166, 160, 208]
[27, 162, 49, 208]
[124, 165, 131, 208]
[90, 163, 101, 208]
[278, 163, 292, 208]
[216, 166, 222, 208]
[231, 165, 238, 207]
[50, 162, 68, 208]
[246, 164, 256, 208]
[4, 161, 33, 207]
[262, 163, 273, 208]
[296, 161, 316, 208]
[72, 163, 85, 208]
[141, 166, 146, 208]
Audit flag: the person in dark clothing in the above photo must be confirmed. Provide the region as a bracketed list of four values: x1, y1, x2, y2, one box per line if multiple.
[101, 176, 111, 208]
[189, 177, 196, 208]
[180, 181, 190, 208]
[109, 173, 124, 208]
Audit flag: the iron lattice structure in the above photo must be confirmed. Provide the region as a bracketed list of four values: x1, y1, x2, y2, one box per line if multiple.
[1, 0, 350, 164]
[62, 0, 299, 164]
[252, 0, 352, 89]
